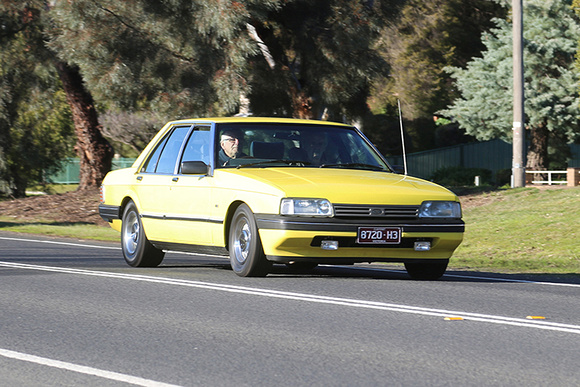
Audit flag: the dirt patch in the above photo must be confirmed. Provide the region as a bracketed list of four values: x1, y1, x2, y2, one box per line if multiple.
[459, 192, 503, 209]
[0, 189, 107, 226]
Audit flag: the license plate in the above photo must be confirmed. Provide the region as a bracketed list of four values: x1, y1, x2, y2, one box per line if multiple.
[357, 227, 401, 244]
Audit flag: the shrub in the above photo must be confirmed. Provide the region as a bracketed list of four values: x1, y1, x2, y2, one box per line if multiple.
[430, 166, 492, 187]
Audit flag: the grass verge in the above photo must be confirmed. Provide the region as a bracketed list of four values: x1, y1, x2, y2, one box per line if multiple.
[0, 219, 119, 242]
[450, 186, 580, 274]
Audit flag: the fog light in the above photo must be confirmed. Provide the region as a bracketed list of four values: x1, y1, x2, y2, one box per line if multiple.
[321, 240, 339, 250]
[414, 241, 431, 251]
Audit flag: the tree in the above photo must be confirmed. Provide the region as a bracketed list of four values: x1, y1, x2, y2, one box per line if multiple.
[0, 4, 75, 197]
[369, 0, 505, 152]
[379, 0, 504, 119]
[54, 62, 113, 189]
[247, 0, 399, 121]
[48, 0, 401, 124]
[0, 2, 113, 195]
[439, 0, 580, 170]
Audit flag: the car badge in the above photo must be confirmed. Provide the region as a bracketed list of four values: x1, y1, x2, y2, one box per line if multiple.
[370, 208, 383, 216]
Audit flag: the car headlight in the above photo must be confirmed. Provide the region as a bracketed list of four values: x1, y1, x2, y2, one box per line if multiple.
[280, 198, 334, 217]
[419, 201, 462, 218]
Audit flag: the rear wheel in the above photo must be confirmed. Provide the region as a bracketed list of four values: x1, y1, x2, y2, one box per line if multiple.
[121, 201, 165, 267]
[229, 204, 271, 277]
[404, 260, 448, 280]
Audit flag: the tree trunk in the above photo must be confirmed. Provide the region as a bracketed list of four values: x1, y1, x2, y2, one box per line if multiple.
[55, 61, 113, 190]
[291, 88, 315, 119]
[526, 122, 549, 171]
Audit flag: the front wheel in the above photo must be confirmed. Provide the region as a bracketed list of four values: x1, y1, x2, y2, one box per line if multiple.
[229, 204, 271, 277]
[404, 260, 448, 280]
[121, 201, 165, 267]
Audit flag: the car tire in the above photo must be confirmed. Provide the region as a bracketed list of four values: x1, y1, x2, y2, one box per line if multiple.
[121, 201, 165, 267]
[229, 204, 272, 277]
[404, 260, 448, 280]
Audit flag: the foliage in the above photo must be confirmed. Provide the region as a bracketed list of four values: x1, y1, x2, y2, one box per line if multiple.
[368, 0, 504, 152]
[0, 5, 75, 197]
[439, 0, 580, 169]
[376, 0, 505, 120]
[99, 110, 165, 154]
[48, 0, 400, 123]
[430, 166, 492, 187]
[9, 89, 75, 188]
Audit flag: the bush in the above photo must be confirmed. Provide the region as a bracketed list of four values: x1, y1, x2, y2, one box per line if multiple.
[430, 166, 492, 187]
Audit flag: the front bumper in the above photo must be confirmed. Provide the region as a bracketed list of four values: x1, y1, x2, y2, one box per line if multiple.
[255, 214, 464, 263]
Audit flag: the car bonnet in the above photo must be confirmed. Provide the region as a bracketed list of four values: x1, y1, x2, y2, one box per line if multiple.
[223, 168, 458, 206]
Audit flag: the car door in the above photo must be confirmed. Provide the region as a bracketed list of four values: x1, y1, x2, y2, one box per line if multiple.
[162, 125, 215, 246]
[133, 125, 192, 242]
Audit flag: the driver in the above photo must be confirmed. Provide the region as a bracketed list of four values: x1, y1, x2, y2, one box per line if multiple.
[219, 129, 246, 165]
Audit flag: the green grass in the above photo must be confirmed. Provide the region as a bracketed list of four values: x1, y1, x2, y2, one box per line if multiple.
[26, 183, 79, 194]
[450, 186, 580, 274]
[0, 219, 120, 241]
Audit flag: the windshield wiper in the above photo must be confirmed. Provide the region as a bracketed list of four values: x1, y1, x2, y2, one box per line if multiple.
[236, 160, 312, 169]
[319, 163, 387, 171]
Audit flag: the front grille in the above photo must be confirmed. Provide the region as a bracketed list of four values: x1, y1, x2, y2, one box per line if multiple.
[333, 204, 419, 220]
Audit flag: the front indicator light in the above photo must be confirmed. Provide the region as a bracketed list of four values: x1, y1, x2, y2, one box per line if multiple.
[321, 240, 339, 250]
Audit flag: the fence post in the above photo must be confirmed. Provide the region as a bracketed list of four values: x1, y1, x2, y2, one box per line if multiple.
[568, 167, 580, 187]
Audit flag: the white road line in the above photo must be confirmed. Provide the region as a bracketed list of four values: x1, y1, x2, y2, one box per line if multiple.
[0, 348, 180, 387]
[2, 260, 580, 335]
[0, 236, 226, 258]
[0, 236, 119, 250]
[344, 265, 580, 288]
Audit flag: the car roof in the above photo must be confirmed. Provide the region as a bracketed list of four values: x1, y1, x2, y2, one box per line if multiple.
[168, 117, 353, 127]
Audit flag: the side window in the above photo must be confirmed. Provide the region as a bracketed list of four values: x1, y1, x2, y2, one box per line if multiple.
[142, 126, 191, 174]
[142, 134, 169, 173]
[181, 126, 211, 165]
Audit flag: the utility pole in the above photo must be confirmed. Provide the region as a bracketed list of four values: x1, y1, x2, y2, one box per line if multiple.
[512, 0, 525, 187]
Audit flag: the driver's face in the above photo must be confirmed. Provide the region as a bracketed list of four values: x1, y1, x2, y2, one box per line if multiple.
[220, 134, 241, 158]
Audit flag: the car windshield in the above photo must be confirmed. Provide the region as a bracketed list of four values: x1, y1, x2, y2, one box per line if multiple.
[215, 123, 392, 171]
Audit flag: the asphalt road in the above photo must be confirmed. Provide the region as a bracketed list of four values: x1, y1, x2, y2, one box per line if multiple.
[0, 231, 579, 386]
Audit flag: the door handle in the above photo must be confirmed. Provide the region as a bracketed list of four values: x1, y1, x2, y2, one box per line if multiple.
[172, 177, 179, 182]
[136, 176, 143, 181]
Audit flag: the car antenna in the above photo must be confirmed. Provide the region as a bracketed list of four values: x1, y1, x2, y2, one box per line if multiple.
[398, 99, 408, 175]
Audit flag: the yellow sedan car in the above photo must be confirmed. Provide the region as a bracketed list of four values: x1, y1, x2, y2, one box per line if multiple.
[99, 117, 464, 279]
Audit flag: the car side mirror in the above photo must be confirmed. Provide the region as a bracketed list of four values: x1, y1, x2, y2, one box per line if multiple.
[181, 161, 209, 175]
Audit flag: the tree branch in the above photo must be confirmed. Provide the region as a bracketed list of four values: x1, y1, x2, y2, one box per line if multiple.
[89, 0, 196, 63]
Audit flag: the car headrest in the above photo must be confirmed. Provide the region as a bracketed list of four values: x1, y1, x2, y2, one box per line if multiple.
[250, 141, 285, 159]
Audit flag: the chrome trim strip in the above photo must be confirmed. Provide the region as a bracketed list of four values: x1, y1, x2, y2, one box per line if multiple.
[141, 212, 223, 224]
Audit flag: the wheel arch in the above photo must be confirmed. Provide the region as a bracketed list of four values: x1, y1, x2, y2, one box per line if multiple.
[223, 200, 248, 252]
[119, 196, 137, 219]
